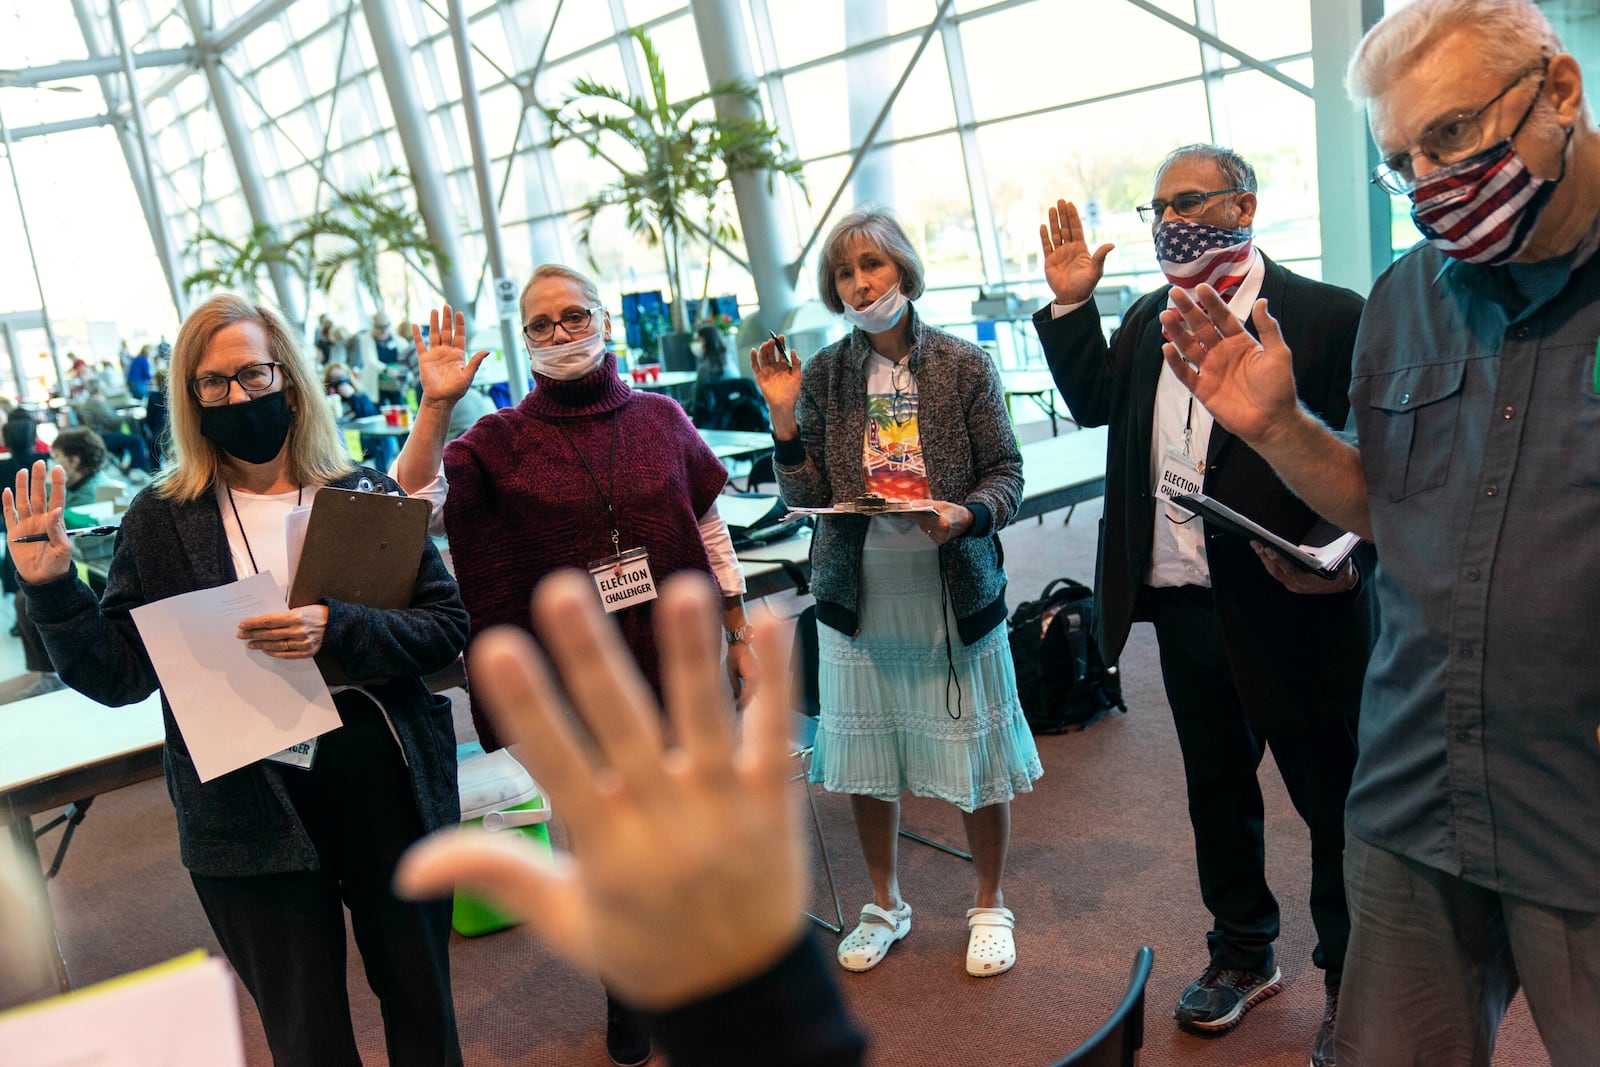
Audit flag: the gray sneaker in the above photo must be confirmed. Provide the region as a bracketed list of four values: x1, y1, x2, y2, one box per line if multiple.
[1173, 962, 1283, 1033]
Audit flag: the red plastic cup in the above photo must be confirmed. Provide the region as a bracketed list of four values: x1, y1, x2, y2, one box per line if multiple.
[631, 368, 646, 383]
[384, 406, 400, 426]
[648, 365, 661, 382]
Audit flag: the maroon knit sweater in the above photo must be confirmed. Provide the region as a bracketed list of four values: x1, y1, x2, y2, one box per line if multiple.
[444, 353, 727, 750]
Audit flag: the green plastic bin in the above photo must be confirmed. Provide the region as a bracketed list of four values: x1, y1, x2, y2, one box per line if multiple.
[452, 748, 552, 937]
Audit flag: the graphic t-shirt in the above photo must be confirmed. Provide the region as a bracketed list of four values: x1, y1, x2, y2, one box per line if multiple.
[862, 351, 933, 550]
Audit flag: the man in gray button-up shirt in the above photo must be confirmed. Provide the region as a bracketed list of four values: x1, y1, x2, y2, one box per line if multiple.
[1155, 1, 1600, 1064]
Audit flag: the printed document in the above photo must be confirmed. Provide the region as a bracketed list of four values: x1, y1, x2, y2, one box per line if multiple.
[131, 571, 341, 782]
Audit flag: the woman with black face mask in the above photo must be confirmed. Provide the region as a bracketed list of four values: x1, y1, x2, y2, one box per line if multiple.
[5, 293, 469, 1067]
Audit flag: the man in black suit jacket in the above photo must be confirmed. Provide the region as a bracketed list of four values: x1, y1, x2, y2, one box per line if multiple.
[1032, 145, 1373, 1067]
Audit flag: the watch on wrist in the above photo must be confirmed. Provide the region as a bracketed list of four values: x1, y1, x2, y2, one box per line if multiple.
[726, 624, 755, 645]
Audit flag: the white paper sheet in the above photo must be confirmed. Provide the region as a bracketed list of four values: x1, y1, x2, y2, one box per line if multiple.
[0, 953, 245, 1066]
[130, 571, 341, 783]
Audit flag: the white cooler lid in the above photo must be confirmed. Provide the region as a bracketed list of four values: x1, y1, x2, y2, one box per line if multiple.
[457, 748, 546, 822]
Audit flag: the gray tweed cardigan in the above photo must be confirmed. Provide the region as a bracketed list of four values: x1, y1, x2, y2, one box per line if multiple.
[773, 306, 1023, 644]
[24, 467, 468, 877]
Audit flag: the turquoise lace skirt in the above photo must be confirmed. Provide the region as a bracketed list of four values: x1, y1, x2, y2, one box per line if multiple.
[810, 545, 1042, 812]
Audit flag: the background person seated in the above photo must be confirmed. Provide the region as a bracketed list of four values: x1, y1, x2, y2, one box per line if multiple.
[74, 380, 153, 478]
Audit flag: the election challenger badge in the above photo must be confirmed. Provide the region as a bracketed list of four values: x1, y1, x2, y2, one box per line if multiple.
[588, 547, 658, 613]
[1157, 444, 1205, 511]
[266, 737, 318, 770]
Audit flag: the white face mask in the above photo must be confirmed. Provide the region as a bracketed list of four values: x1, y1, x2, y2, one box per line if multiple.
[840, 285, 909, 334]
[526, 331, 606, 381]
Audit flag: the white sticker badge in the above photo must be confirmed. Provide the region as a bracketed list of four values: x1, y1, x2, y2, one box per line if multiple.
[1157, 444, 1204, 506]
[588, 547, 658, 614]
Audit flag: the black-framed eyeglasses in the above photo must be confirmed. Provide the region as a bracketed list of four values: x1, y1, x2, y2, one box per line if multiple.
[1136, 188, 1247, 224]
[1370, 60, 1549, 195]
[191, 362, 280, 404]
[523, 306, 602, 344]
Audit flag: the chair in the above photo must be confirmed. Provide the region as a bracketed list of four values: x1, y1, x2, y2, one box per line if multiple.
[692, 378, 771, 433]
[1049, 947, 1154, 1067]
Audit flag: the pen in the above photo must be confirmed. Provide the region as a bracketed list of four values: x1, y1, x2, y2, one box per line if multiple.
[11, 525, 119, 543]
[768, 330, 787, 358]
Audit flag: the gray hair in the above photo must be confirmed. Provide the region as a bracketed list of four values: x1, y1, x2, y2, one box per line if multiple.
[521, 263, 604, 319]
[1155, 144, 1258, 194]
[1346, 0, 1561, 105]
[815, 207, 925, 315]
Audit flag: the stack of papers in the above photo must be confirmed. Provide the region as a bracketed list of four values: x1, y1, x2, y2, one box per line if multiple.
[1169, 493, 1361, 579]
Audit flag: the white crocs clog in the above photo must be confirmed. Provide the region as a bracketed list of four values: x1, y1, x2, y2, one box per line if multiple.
[837, 901, 912, 972]
[966, 906, 1016, 976]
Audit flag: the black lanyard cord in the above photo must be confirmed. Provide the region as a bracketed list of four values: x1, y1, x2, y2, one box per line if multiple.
[554, 413, 623, 555]
[225, 483, 304, 576]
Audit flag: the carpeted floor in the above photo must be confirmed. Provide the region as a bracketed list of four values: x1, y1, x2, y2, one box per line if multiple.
[21, 422, 1549, 1065]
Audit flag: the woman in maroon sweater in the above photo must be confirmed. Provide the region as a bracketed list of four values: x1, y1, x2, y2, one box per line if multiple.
[392, 265, 757, 1065]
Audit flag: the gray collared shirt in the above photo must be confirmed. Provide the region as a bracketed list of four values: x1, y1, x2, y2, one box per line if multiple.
[1346, 226, 1600, 912]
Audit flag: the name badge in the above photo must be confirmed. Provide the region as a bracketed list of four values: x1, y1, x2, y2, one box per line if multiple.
[266, 738, 318, 770]
[587, 547, 658, 614]
[1157, 445, 1204, 512]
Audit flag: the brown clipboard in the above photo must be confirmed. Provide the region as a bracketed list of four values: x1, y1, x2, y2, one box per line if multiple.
[288, 489, 431, 684]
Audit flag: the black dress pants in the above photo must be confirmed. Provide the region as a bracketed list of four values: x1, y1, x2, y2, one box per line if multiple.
[190, 693, 461, 1066]
[1147, 584, 1357, 992]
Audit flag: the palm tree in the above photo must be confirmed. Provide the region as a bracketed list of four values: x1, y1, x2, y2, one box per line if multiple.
[182, 223, 307, 302]
[298, 167, 449, 314]
[546, 28, 804, 336]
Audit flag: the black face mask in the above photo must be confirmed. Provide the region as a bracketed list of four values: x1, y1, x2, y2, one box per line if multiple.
[198, 390, 294, 465]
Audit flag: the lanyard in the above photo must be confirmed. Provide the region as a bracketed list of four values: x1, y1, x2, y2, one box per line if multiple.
[554, 413, 623, 556]
[225, 483, 303, 576]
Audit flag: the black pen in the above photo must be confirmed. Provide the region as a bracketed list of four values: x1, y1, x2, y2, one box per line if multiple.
[12, 525, 119, 543]
[768, 330, 788, 359]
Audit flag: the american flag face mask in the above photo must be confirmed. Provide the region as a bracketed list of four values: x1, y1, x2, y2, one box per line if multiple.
[1408, 134, 1565, 265]
[1154, 221, 1254, 302]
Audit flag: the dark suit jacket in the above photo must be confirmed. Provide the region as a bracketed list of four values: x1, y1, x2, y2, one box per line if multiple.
[1034, 255, 1374, 734]
[25, 468, 468, 876]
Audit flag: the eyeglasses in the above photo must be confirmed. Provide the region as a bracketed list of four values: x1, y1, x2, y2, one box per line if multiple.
[1371, 61, 1548, 195]
[191, 362, 280, 404]
[523, 306, 602, 344]
[1136, 188, 1247, 224]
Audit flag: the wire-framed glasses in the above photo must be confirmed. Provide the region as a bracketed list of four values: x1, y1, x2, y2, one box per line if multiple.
[191, 362, 280, 403]
[1370, 61, 1549, 195]
[1136, 188, 1246, 224]
[524, 306, 602, 344]
[888, 361, 914, 426]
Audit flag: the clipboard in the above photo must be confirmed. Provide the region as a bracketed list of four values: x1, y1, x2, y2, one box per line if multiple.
[1169, 492, 1361, 580]
[289, 489, 431, 684]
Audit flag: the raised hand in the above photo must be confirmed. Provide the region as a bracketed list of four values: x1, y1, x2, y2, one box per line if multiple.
[413, 304, 490, 405]
[749, 335, 802, 423]
[395, 572, 804, 1012]
[2, 462, 73, 585]
[1160, 286, 1300, 448]
[1039, 199, 1115, 307]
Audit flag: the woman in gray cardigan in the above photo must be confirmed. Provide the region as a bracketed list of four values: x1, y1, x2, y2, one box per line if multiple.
[752, 208, 1040, 980]
[6, 294, 467, 1066]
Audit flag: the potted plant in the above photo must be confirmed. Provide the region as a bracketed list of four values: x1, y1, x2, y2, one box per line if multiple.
[182, 222, 308, 304]
[546, 27, 804, 363]
[298, 167, 450, 317]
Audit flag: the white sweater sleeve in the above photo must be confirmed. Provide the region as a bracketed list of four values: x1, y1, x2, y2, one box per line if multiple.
[697, 503, 746, 596]
[388, 458, 450, 537]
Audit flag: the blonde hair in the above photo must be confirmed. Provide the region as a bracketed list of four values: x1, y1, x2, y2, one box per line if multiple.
[1347, 0, 1561, 104]
[157, 293, 353, 502]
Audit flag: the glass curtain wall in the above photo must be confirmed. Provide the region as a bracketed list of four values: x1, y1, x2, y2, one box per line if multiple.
[1, 0, 1326, 375]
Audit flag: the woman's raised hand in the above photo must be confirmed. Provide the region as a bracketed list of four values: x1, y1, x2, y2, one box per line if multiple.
[414, 304, 490, 405]
[2, 462, 73, 586]
[750, 335, 802, 438]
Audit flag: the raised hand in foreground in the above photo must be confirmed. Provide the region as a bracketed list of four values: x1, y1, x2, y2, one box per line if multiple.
[395, 571, 804, 1012]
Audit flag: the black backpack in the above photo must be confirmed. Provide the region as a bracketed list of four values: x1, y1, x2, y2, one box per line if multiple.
[1007, 578, 1126, 734]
